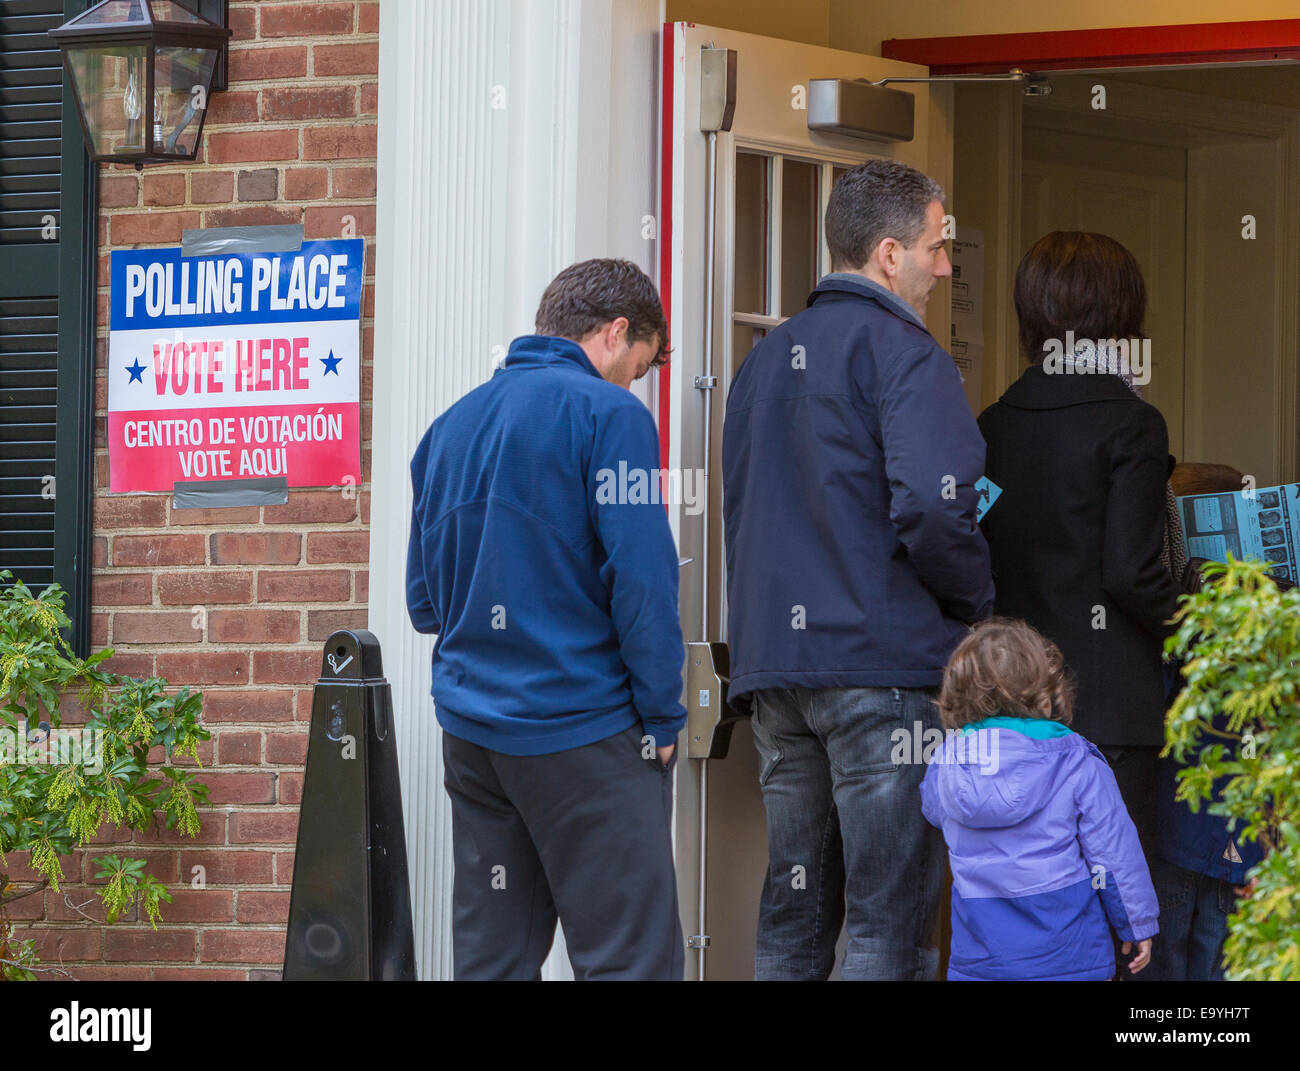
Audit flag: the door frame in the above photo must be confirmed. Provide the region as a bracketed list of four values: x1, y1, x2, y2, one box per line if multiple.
[659, 20, 947, 980]
[881, 19, 1300, 74]
[1021, 78, 1300, 484]
[888, 22, 1300, 482]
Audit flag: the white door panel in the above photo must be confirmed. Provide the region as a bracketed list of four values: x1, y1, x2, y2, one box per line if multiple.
[663, 22, 950, 981]
[1020, 129, 1187, 458]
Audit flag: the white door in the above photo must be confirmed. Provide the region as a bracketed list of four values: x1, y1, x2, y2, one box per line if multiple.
[1011, 74, 1300, 488]
[1021, 126, 1188, 458]
[661, 22, 952, 980]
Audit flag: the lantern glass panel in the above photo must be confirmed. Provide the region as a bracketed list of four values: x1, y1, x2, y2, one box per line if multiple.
[150, 0, 207, 24]
[150, 46, 217, 157]
[64, 0, 148, 29]
[65, 44, 151, 157]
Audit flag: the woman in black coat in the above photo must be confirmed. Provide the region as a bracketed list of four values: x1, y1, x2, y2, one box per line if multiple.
[978, 231, 1183, 859]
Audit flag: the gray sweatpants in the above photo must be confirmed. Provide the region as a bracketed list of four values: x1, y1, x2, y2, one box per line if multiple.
[442, 722, 684, 980]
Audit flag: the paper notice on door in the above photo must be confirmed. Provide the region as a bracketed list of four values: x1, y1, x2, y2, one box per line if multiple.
[950, 226, 984, 413]
[1177, 481, 1300, 585]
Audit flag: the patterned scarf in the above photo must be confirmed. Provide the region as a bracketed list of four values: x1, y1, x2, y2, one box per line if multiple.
[1064, 345, 1188, 583]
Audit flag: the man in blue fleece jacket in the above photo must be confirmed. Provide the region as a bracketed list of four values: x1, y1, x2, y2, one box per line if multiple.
[406, 258, 687, 980]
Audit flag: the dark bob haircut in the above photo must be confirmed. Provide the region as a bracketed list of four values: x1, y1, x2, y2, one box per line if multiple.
[1013, 231, 1146, 364]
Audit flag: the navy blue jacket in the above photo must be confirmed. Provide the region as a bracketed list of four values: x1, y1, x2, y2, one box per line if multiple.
[406, 335, 687, 755]
[722, 274, 994, 698]
[1156, 665, 1264, 884]
[1156, 756, 1263, 885]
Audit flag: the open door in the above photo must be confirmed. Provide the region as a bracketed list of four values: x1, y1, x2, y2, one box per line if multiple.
[660, 21, 953, 980]
[895, 18, 1300, 481]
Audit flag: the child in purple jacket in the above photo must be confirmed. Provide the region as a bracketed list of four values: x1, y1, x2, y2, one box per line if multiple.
[921, 618, 1159, 980]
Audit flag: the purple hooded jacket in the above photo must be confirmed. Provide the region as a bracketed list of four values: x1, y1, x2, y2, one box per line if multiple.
[920, 718, 1159, 981]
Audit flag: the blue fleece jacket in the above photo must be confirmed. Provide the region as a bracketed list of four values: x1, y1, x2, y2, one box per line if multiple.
[405, 334, 687, 755]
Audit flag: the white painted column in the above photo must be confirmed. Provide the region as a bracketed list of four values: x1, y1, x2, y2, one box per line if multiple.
[371, 0, 661, 980]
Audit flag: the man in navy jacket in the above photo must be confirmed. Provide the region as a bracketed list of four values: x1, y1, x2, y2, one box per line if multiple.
[723, 159, 994, 980]
[406, 259, 687, 980]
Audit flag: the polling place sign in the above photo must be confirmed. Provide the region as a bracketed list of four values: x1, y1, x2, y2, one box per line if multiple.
[107, 238, 363, 493]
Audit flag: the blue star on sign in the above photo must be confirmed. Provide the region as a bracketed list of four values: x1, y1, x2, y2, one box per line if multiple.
[126, 358, 146, 384]
[320, 350, 342, 376]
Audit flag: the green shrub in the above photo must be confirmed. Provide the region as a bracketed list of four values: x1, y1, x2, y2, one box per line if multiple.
[0, 570, 210, 979]
[1164, 555, 1300, 981]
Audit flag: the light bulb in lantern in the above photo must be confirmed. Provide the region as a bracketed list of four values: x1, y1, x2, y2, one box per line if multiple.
[123, 68, 141, 121]
[153, 87, 166, 149]
[120, 59, 144, 152]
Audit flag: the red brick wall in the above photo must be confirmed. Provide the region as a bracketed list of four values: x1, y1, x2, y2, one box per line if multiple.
[12, 1, 378, 980]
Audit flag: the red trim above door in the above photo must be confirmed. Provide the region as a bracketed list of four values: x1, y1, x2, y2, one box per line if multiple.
[882, 19, 1300, 74]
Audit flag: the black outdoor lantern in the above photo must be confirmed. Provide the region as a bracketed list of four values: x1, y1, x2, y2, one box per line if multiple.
[49, 0, 232, 167]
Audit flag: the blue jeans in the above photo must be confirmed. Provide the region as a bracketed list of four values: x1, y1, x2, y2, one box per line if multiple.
[749, 686, 944, 980]
[1141, 856, 1232, 981]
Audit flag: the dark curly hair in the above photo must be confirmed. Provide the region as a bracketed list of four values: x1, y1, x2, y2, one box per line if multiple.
[534, 258, 670, 366]
[937, 617, 1076, 730]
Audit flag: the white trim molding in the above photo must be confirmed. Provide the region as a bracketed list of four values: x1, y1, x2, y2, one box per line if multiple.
[370, 0, 662, 981]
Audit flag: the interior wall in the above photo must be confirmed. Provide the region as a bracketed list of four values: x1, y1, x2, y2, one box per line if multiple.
[1111, 67, 1300, 108]
[952, 84, 1020, 412]
[1186, 137, 1282, 484]
[1011, 67, 1300, 485]
[1020, 122, 1190, 457]
[664, 0, 830, 46]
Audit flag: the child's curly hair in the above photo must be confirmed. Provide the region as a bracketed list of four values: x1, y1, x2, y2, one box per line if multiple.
[937, 617, 1076, 730]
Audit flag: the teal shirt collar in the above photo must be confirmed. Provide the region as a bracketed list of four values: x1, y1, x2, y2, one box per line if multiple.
[961, 715, 1073, 740]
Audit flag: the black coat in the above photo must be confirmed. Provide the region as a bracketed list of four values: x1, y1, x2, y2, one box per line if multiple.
[977, 364, 1181, 746]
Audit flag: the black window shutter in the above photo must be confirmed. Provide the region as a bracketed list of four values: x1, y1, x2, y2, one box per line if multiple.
[1, 0, 96, 655]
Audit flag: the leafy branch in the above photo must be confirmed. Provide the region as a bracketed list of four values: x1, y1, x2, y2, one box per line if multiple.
[0, 570, 211, 978]
[1164, 555, 1300, 980]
